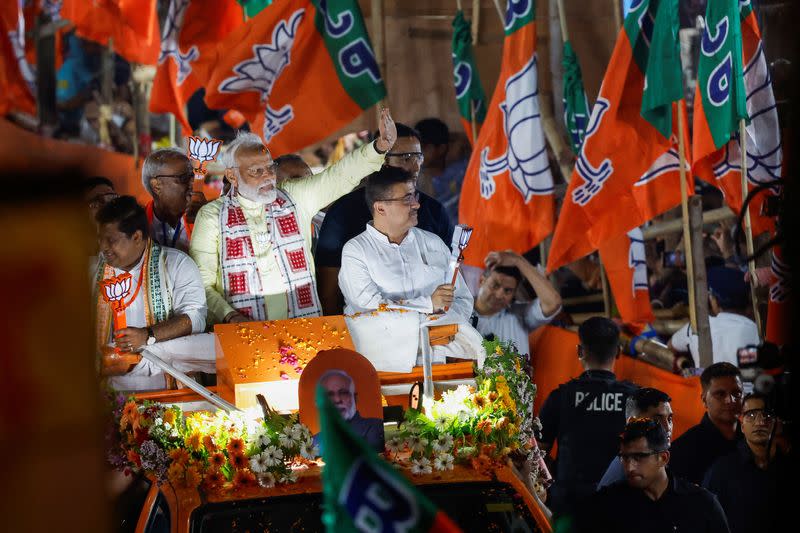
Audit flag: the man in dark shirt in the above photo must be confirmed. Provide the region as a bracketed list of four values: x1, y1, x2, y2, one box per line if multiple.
[315, 123, 454, 315]
[580, 419, 730, 533]
[670, 363, 743, 484]
[538, 317, 638, 518]
[597, 387, 674, 489]
[703, 393, 789, 533]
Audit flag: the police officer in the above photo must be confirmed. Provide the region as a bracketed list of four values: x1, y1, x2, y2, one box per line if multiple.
[538, 316, 638, 519]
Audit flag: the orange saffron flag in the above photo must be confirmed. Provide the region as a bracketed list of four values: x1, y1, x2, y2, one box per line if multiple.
[0, 0, 36, 115]
[598, 227, 655, 332]
[149, 0, 244, 133]
[61, 0, 159, 65]
[546, 0, 692, 272]
[691, 2, 781, 238]
[457, 0, 554, 268]
[766, 246, 789, 346]
[202, 0, 386, 155]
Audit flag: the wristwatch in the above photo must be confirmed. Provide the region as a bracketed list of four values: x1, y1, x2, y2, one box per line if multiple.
[373, 139, 388, 154]
[146, 326, 157, 346]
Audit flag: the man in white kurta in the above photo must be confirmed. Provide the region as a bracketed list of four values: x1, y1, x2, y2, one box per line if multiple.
[190, 109, 397, 324]
[94, 196, 214, 391]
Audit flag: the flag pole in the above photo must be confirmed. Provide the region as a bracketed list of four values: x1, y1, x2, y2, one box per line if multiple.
[557, 0, 569, 43]
[613, 0, 623, 29]
[470, 100, 478, 145]
[492, 0, 505, 23]
[372, 0, 387, 123]
[739, 119, 763, 337]
[471, 0, 481, 44]
[678, 101, 698, 333]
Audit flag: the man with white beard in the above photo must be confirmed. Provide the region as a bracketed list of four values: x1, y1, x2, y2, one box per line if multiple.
[190, 109, 397, 324]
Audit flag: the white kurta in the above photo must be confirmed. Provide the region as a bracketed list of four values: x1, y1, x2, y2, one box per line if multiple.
[339, 225, 474, 320]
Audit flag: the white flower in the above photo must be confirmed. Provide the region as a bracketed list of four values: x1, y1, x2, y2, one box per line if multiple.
[278, 433, 295, 448]
[410, 457, 432, 475]
[433, 453, 454, 471]
[432, 434, 454, 453]
[433, 415, 450, 431]
[250, 453, 271, 474]
[262, 445, 284, 467]
[280, 471, 298, 484]
[299, 441, 318, 460]
[257, 472, 276, 488]
[406, 436, 429, 454]
[258, 433, 272, 449]
[154, 417, 163, 426]
[385, 437, 403, 454]
[290, 424, 305, 441]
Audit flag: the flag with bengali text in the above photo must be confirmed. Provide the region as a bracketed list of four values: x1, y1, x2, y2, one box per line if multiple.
[451, 10, 487, 145]
[317, 386, 462, 533]
[547, 0, 692, 272]
[458, 0, 554, 268]
[691, 0, 781, 237]
[202, 0, 386, 155]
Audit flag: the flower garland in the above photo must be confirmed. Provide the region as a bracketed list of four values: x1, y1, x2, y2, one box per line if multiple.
[385, 340, 549, 493]
[107, 394, 317, 491]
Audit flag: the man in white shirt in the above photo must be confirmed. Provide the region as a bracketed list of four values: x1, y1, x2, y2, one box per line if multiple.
[94, 196, 214, 390]
[669, 266, 760, 366]
[339, 166, 473, 321]
[473, 250, 562, 356]
[141, 148, 195, 253]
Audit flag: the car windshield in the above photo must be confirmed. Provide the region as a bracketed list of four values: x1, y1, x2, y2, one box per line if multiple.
[190, 481, 544, 532]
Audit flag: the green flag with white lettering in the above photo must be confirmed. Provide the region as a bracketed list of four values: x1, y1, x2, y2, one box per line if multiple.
[451, 10, 487, 145]
[562, 40, 590, 154]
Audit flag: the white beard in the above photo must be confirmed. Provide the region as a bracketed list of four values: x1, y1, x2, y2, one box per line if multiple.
[342, 402, 356, 421]
[237, 179, 277, 205]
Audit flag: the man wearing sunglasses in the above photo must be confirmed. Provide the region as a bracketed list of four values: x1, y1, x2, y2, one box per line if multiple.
[703, 393, 789, 533]
[141, 148, 195, 253]
[580, 419, 730, 532]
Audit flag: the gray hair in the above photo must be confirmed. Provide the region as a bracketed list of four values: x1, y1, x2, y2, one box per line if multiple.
[218, 131, 266, 170]
[318, 369, 356, 394]
[141, 147, 191, 196]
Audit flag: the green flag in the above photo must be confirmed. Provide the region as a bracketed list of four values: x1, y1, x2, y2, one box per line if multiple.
[237, 0, 273, 18]
[561, 40, 591, 154]
[640, 0, 684, 139]
[317, 387, 462, 533]
[451, 10, 487, 144]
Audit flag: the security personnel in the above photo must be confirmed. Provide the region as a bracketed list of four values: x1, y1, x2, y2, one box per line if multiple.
[538, 316, 638, 519]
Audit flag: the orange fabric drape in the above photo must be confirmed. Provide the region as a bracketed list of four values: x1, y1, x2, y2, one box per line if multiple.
[530, 326, 705, 440]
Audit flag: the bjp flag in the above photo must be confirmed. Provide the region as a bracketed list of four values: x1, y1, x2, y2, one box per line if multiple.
[598, 227, 655, 332]
[61, 0, 159, 65]
[692, 0, 781, 237]
[0, 0, 36, 115]
[451, 10, 487, 145]
[457, 0, 554, 268]
[202, 0, 386, 155]
[766, 246, 790, 346]
[149, 0, 244, 133]
[546, 0, 692, 272]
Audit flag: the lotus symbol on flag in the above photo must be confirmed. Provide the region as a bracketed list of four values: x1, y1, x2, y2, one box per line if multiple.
[101, 273, 133, 312]
[572, 98, 614, 206]
[158, 0, 199, 85]
[627, 228, 649, 296]
[479, 55, 553, 202]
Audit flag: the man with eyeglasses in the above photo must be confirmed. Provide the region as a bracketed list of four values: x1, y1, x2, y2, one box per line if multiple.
[669, 362, 744, 484]
[315, 123, 454, 315]
[141, 148, 196, 253]
[598, 388, 673, 489]
[703, 393, 789, 533]
[83, 176, 119, 222]
[579, 419, 730, 533]
[190, 108, 397, 324]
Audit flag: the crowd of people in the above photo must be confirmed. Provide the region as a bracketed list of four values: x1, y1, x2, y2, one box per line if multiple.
[85, 106, 788, 532]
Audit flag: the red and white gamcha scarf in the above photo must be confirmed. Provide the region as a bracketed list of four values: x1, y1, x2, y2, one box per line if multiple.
[218, 189, 321, 319]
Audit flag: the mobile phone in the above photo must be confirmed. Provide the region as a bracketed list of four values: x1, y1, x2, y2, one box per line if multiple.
[737, 345, 759, 366]
[662, 251, 683, 268]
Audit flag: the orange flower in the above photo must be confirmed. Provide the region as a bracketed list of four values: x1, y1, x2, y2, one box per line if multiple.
[476, 419, 492, 435]
[230, 453, 248, 470]
[494, 416, 510, 430]
[167, 462, 185, 485]
[209, 452, 226, 469]
[472, 394, 487, 409]
[185, 465, 202, 487]
[163, 409, 176, 426]
[203, 470, 225, 489]
[127, 449, 141, 467]
[121, 401, 140, 430]
[203, 435, 217, 452]
[186, 432, 202, 451]
[487, 391, 498, 402]
[470, 454, 493, 472]
[226, 438, 245, 456]
[233, 470, 256, 489]
[169, 448, 190, 466]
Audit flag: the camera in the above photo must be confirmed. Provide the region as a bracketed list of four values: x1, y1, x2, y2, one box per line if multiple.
[737, 342, 790, 421]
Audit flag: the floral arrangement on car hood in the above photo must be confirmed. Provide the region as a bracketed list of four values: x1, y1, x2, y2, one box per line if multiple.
[107, 395, 317, 491]
[386, 340, 545, 482]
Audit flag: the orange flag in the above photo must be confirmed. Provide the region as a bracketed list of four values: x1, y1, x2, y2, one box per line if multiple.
[0, 0, 36, 115]
[692, 2, 781, 238]
[61, 0, 159, 65]
[202, 0, 386, 155]
[598, 227, 655, 332]
[149, 0, 244, 133]
[546, 0, 692, 272]
[457, 0, 554, 268]
[765, 246, 789, 346]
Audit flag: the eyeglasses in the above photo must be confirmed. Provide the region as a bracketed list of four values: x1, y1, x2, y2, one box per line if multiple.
[386, 151, 424, 163]
[742, 409, 775, 423]
[153, 171, 195, 185]
[88, 191, 119, 209]
[380, 191, 420, 206]
[618, 450, 666, 463]
[232, 164, 277, 179]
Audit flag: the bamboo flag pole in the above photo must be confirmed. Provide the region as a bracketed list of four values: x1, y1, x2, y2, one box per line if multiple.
[557, 0, 569, 42]
[739, 120, 764, 337]
[678, 101, 698, 333]
[613, 0, 623, 29]
[371, 0, 387, 122]
[470, 100, 478, 145]
[492, 0, 505, 23]
[471, 0, 481, 44]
